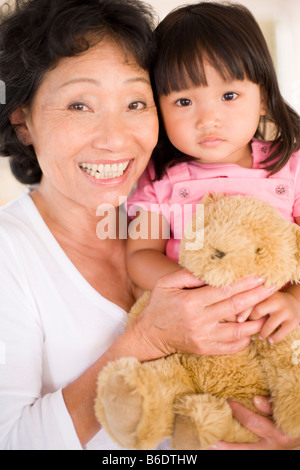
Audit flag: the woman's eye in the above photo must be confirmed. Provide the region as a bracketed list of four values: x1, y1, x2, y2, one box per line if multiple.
[128, 101, 147, 111]
[69, 103, 89, 111]
[222, 92, 238, 101]
[175, 98, 192, 107]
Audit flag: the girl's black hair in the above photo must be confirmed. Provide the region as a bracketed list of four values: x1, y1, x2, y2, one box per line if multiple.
[0, 0, 157, 184]
[151, 1, 300, 180]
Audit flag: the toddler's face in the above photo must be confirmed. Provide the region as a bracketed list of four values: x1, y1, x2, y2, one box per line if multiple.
[159, 62, 267, 169]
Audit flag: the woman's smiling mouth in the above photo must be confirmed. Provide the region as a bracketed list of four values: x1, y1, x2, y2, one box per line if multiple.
[79, 160, 130, 180]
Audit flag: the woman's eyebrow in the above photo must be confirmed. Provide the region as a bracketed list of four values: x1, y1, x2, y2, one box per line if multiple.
[124, 77, 151, 85]
[59, 78, 101, 88]
[59, 76, 150, 89]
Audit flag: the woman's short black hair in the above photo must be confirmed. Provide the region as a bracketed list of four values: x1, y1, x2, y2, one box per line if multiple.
[0, 0, 157, 184]
[151, 1, 300, 180]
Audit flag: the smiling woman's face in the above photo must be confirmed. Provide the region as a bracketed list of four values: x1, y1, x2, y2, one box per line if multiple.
[21, 38, 159, 209]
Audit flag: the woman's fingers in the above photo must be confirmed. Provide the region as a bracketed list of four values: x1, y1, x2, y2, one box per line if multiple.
[158, 272, 267, 299]
[200, 337, 251, 356]
[208, 283, 277, 322]
[145, 273, 277, 358]
[198, 276, 266, 305]
[253, 396, 273, 415]
[211, 401, 288, 450]
[216, 317, 266, 343]
[156, 268, 206, 290]
[229, 401, 277, 437]
[157, 273, 275, 322]
[211, 440, 256, 450]
[227, 401, 293, 449]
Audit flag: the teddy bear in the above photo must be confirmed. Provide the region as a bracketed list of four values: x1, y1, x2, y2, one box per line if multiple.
[95, 193, 300, 450]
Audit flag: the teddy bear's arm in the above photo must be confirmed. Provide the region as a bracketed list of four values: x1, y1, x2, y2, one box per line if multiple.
[254, 330, 300, 439]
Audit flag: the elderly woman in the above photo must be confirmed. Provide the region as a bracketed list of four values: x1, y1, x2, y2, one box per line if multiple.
[0, 0, 295, 450]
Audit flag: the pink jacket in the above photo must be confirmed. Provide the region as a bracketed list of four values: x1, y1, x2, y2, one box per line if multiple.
[127, 139, 300, 262]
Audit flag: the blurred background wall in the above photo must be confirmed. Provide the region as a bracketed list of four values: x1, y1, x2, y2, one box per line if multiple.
[0, 0, 299, 204]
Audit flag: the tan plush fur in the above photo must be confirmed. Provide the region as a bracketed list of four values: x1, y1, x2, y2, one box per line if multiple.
[95, 194, 300, 450]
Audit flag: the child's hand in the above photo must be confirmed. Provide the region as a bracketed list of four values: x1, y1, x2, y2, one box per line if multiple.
[238, 291, 300, 343]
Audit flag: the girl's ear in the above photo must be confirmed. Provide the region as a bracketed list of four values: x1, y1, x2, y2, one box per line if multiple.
[9, 107, 33, 146]
[260, 88, 268, 116]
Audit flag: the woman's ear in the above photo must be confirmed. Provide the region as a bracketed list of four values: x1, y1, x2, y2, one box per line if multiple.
[9, 107, 33, 146]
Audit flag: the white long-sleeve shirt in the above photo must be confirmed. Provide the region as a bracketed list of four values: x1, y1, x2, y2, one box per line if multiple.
[0, 193, 128, 450]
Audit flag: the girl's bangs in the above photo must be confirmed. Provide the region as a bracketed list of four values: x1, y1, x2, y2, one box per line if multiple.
[154, 39, 247, 96]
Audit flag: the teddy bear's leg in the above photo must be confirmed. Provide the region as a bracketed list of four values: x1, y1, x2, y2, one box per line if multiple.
[95, 356, 195, 450]
[172, 394, 259, 450]
[272, 373, 300, 439]
[254, 331, 300, 439]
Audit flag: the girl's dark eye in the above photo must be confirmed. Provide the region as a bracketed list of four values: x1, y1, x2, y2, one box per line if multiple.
[222, 92, 238, 101]
[175, 98, 192, 107]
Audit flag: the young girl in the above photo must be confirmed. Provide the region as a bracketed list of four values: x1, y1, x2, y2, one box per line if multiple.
[126, 2, 300, 343]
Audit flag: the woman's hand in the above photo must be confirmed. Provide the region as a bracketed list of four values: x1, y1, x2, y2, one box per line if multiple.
[129, 269, 277, 360]
[211, 397, 300, 450]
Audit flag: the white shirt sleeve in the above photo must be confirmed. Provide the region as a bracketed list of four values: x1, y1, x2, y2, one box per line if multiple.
[0, 231, 82, 450]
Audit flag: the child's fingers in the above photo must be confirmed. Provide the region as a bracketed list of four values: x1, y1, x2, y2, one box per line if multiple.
[258, 313, 290, 342]
[237, 308, 253, 323]
[268, 320, 298, 344]
[250, 291, 300, 343]
[249, 295, 276, 320]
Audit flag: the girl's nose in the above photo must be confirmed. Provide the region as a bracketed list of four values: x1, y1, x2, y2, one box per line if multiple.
[195, 106, 221, 130]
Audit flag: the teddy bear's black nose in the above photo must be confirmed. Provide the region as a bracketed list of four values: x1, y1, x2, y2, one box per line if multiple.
[213, 249, 226, 259]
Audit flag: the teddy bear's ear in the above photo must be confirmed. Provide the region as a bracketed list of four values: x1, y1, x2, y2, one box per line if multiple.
[200, 193, 226, 206]
[182, 207, 205, 252]
[292, 223, 300, 282]
[179, 204, 205, 266]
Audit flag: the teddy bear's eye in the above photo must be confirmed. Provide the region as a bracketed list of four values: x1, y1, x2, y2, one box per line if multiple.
[212, 249, 226, 259]
[256, 248, 263, 255]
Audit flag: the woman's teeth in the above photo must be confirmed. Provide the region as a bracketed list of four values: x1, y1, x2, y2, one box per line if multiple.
[80, 161, 130, 179]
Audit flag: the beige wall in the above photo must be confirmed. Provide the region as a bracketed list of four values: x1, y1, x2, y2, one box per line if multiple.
[0, 0, 299, 204]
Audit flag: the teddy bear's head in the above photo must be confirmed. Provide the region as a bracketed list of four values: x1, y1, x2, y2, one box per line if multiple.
[179, 193, 300, 289]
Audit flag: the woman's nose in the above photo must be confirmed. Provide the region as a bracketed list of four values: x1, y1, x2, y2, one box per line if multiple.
[91, 113, 129, 152]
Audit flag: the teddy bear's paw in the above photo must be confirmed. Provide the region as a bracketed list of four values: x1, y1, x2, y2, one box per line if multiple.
[95, 358, 144, 449]
[95, 357, 176, 449]
[267, 360, 300, 439]
[274, 395, 300, 439]
[172, 394, 233, 450]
